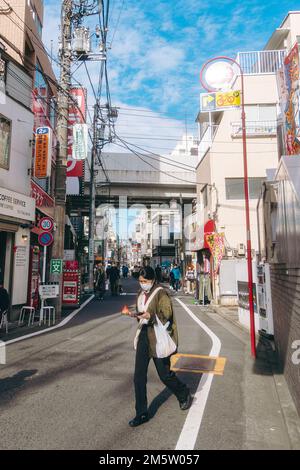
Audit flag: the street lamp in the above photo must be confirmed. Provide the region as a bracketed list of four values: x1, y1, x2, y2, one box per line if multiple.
[200, 56, 256, 358]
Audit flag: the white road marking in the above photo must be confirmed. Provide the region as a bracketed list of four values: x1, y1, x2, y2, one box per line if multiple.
[0, 340, 6, 364]
[174, 298, 222, 450]
[4, 295, 95, 346]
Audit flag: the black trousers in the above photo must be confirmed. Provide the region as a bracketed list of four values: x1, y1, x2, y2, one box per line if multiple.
[134, 326, 188, 417]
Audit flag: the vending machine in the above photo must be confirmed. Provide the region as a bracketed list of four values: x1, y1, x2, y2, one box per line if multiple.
[257, 263, 274, 337]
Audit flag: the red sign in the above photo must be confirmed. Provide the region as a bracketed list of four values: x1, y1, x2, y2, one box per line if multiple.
[38, 232, 54, 247]
[62, 268, 80, 305]
[31, 181, 54, 211]
[39, 217, 54, 232]
[64, 260, 79, 270]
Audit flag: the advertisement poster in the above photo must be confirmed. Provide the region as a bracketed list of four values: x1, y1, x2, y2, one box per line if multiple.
[66, 87, 87, 195]
[283, 43, 300, 155]
[62, 261, 80, 306]
[205, 232, 225, 277]
[237, 281, 258, 313]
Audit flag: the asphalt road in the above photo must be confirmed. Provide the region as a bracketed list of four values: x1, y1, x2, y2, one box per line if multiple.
[0, 278, 296, 450]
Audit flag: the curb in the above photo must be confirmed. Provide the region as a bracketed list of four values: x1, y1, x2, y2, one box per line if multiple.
[3, 295, 95, 346]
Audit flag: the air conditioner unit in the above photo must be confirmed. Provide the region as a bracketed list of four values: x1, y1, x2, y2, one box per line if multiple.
[237, 243, 246, 256]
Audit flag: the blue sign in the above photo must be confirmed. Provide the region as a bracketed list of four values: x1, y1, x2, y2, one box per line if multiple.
[36, 127, 50, 135]
[38, 231, 54, 247]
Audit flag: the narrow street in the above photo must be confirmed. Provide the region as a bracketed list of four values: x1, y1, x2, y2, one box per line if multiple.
[0, 278, 297, 450]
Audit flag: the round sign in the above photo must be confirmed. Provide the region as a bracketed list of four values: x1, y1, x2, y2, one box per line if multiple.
[38, 231, 54, 247]
[39, 217, 54, 232]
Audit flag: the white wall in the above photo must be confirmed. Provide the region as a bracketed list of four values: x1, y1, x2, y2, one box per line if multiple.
[11, 227, 30, 306]
[0, 95, 33, 196]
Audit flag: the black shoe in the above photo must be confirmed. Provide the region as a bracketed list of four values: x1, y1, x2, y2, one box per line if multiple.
[129, 413, 149, 427]
[179, 391, 193, 411]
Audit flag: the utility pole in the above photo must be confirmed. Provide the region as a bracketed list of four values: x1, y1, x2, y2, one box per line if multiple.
[52, 0, 72, 320]
[88, 103, 98, 291]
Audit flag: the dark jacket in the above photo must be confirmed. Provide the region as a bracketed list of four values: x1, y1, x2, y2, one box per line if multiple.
[0, 287, 10, 312]
[136, 285, 178, 358]
[109, 266, 120, 282]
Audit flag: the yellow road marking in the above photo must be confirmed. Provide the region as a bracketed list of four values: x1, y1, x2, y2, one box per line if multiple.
[170, 353, 227, 376]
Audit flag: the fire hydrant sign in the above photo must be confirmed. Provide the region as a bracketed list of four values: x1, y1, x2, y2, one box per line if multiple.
[34, 127, 52, 178]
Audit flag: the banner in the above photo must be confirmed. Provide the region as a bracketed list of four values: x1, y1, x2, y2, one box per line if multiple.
[205, 232, 225, 277]
[67, 87, 87, 195]
[72, 123, 88, 160]
[283, 43, 300, 155]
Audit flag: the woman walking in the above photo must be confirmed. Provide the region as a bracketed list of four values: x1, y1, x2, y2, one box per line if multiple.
[128, 266, 192, 427]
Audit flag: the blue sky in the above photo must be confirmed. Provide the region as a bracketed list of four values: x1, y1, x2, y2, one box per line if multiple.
[43, 1, 300, 152]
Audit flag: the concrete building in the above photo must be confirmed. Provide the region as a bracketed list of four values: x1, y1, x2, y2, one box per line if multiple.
[194, 12, 300, 304]
[0, 0, 57, 317]
[0, 47, 35, 315]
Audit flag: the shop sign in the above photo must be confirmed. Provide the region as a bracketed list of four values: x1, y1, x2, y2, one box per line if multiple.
[34, 127, 52, 178]
[50, 259, 63, 274]
[39, 283, 59, 299]
[72, 123, 88, 160]
[0, 186, 35, 221]
[62, 266, 80, 305]
[30, 181, 54, 214]
[15, 246, 27, 267]
[200, 90, 241, 112]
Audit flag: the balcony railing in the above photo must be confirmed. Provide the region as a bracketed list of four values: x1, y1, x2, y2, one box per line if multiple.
[236, 50, 285, 75]
[198, 124, 219, 160]
[231, 120, 277, 137]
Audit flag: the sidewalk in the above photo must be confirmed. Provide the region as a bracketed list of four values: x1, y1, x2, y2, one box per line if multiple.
[0, 294, 93, 343]
[179, 292, 300, 450]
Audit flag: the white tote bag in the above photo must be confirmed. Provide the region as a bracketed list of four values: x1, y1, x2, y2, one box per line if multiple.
[154, 315, 177, 358]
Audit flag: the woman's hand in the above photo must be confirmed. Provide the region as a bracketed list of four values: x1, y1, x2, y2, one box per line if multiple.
[136, 311, 151, 320]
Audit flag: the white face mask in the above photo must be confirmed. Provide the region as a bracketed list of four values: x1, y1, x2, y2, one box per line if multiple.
[140, 282, 153, 292]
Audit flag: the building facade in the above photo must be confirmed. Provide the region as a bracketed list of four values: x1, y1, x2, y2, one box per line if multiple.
[194, 12, 300, 304]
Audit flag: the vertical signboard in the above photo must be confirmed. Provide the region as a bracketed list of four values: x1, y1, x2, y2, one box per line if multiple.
[283, 43, 300, 155]
[67, 87, 87, 195]
[62, 260, 81, 307]
[34, 127, 52, 178]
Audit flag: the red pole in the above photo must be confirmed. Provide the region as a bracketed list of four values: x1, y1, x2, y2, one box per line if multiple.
[240, 72, 256, 358]
[200, 56, 257, 358]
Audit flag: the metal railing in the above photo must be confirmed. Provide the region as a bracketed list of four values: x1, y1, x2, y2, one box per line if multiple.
[236, 50, 285, 75]
[231, 120, 277, 136]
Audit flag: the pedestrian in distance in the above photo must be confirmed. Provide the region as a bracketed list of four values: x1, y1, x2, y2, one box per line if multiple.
[155, 264, 162, 283]
[122, 265, 129, 278]
[127, 266, 192, 427]
[171, 264, 181, 292]
[95, 263, 106, 301]
[109, 262, 120, 296]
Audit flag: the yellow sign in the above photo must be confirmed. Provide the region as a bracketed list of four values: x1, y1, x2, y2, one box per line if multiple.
[200, 90, 241, 112]
[216, 90, 241, 108]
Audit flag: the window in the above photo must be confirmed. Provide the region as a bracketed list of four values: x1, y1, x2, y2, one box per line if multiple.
[225, 177, 266, 200]
[0, 114, 11, 170]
